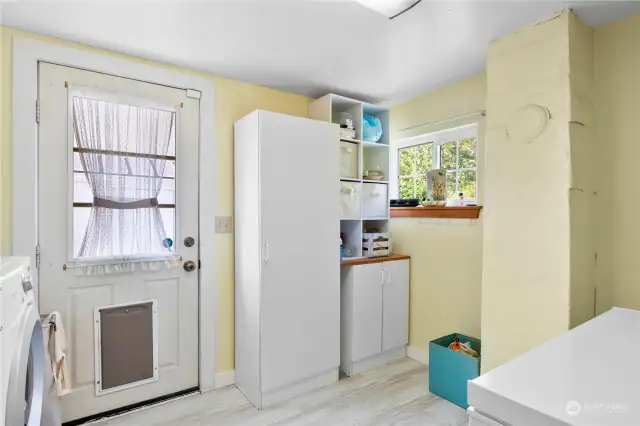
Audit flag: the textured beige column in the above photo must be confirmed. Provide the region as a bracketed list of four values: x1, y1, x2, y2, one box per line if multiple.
[481, 10, 595, 372]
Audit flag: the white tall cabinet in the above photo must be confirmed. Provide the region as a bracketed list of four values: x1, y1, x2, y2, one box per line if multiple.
[234, 110, 340, 409]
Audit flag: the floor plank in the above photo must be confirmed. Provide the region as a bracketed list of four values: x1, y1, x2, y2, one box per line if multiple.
[91, 359, 468, 426]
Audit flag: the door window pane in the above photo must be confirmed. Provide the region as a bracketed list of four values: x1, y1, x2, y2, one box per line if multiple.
[73, 172, 93, 203]
[159, 208, 176, 246]
[157, 178, 176, 204]
[73, 207, 92, 257]
[164, 161, 176, 178]
[71, 95, 177, 258]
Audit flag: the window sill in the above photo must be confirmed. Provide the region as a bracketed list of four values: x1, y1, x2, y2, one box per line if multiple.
[390, 206, 482, 219]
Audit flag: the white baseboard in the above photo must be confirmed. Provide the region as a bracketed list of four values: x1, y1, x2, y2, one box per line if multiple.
[407, 345, 429, 365]
[213, 348, 425, 391]
[214, 370, 236, 389]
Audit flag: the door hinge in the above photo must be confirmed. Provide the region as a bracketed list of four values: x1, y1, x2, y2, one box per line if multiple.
[198, 260, 201, 269]
[35, 100, 40, 124]
[35, 245, 41, 269]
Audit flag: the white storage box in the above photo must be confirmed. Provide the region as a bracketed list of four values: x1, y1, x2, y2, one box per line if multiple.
[362, 233, 390, 258]
[362, 183, 388, 219]
[340, 128, 356, 139]
[340, 181, 361, 219]
[340, 141, 358, 179]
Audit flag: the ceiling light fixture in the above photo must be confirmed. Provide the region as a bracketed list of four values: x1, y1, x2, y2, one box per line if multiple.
[354, 0, 422, 19]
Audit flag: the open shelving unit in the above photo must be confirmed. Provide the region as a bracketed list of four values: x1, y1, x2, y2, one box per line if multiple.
[308, 94, 390, 260]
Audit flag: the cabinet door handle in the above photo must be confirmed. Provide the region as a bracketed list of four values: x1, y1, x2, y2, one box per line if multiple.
[263, 243, 269, 263]
[386, 269, 391, 285]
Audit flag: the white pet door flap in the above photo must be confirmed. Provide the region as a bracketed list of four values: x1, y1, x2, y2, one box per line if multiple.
[94, 301, 158, 396]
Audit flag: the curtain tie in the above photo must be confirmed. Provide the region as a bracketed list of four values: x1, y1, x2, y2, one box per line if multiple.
[93, 197, 159, 209]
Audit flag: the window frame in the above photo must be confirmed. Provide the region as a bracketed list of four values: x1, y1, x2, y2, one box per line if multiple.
[392, 124, 478, 203]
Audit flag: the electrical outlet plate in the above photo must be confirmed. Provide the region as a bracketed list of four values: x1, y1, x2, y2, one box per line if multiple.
[215, 216, 232, 234]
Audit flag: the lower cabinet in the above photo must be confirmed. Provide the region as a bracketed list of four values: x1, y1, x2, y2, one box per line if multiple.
[340, 259, 409, 376]
[382, 259, 410, 352]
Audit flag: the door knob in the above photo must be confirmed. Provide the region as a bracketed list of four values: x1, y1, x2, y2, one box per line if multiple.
[183, 260, 196, 272]
[184, 237, 195, 247]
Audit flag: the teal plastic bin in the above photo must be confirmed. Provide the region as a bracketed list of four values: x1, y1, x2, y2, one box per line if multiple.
[429, 333, 481, 409]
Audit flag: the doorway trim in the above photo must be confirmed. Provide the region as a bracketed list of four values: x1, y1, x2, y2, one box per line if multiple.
[12, 37, 218, 392]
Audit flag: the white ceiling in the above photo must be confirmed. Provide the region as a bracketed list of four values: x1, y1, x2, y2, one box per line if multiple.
[2, 0, 639, 105]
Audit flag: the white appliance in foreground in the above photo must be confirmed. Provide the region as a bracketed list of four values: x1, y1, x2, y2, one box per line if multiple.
[234, 110, 340, 409]
[468, 308, 640, 426]
[1, 257, 60, 426]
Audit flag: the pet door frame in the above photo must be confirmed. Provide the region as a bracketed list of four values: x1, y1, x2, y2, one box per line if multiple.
[93, 300, 159, 396]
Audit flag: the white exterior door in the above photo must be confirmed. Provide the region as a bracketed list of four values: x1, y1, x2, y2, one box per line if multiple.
[382, 260, 409, 352]
[37, 63, 199, 422]
[258, 112, 340, 393]
[351, 264, 383, 362]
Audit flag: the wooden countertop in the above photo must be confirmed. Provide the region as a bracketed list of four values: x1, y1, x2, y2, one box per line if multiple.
[341, 253, 410, 267]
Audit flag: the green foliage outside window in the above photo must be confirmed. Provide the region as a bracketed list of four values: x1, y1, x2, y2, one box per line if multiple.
[398, 137, 476, 201]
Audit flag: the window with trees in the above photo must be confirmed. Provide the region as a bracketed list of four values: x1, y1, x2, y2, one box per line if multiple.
[396, 124, 478, 202]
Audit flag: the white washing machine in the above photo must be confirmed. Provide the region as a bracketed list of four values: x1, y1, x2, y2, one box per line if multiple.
[468, 308, 640, 426]
[1, 257, 60, 426]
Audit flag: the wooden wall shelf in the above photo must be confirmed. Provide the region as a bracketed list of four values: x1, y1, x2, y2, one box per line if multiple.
[390, 206, 482, 219]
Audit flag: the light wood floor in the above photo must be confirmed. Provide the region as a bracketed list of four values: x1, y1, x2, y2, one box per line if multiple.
[92, 358, 469, 426]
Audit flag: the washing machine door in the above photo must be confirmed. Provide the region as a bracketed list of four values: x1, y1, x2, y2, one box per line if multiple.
[5, 299, 45, 426]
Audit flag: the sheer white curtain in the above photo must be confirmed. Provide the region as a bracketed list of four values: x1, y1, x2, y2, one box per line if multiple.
[72, 96, 177, 273]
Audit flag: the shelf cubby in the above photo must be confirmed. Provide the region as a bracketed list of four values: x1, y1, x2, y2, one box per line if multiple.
[309, 94, 390, 262]
[341, 219, 362, 258]
[362, 103, 390, 146]
[331, 96, 363, 141]
[362, 146, 389, 182]
[363, 220, 390, 234]
[339, 139, 360, 180]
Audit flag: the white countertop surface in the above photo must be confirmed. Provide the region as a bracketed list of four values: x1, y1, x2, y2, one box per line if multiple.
[468, 308, 640, 426]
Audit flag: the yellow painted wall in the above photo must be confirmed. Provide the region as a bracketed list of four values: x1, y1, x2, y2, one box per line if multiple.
[481, 11, 573, 372]
[389, 73, 485, 358]
[594, 13, 640, 312]
[0, 26, 310, 373]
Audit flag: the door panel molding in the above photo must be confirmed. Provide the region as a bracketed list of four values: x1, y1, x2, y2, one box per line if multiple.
[12, 37, 217, 396]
